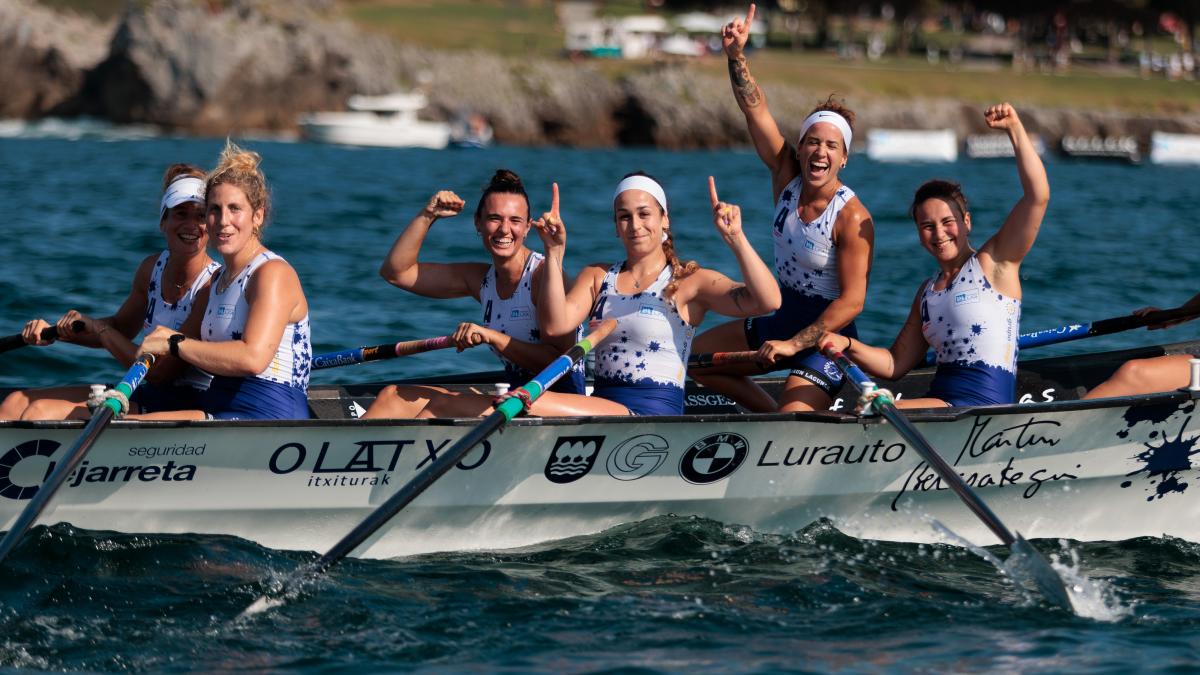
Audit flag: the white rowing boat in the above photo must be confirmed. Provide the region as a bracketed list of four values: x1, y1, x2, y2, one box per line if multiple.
[1, 340, 1197, 557]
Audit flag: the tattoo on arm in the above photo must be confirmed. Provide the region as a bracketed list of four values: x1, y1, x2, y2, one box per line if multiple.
[728, 55, 762, 108]
[729, 285, 749, 311]
[793, 320, 827, 350]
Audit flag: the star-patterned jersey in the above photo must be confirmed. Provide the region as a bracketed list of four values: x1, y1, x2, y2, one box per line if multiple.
[199, 250, 311, 419]
[589, 262, 694, 415]
[771, 177, 855, 300]
[141, 250, 220, 391]
[921, 254, 1021, 406]
[479, 251, 584, 393]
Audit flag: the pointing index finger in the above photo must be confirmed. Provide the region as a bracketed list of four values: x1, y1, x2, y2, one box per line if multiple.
[746, 3, 756, 27]
[708, 176, 719, 208]
[551, 182, 560, 216]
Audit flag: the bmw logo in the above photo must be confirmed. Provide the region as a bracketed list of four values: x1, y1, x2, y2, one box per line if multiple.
[678, 433, 748, 485]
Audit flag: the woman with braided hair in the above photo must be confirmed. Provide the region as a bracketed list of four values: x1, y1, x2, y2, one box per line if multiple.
[449, 171, 780, 418]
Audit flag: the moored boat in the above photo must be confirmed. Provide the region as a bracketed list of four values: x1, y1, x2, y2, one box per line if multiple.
[2, 340, 1197, 557]
[298, 92, 451, 149]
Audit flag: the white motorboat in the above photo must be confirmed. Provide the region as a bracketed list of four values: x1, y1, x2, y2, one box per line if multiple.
[298, 92, 451, 149]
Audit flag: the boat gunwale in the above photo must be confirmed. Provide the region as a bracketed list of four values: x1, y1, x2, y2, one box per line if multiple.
[0, 388, 1193, 431]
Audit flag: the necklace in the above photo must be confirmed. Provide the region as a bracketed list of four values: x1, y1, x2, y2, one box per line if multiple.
[628, 264, 664, 290]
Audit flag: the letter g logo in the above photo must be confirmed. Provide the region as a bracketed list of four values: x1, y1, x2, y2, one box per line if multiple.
[606, 434, 669, 481]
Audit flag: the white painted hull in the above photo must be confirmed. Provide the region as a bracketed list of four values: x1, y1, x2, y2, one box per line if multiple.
[2, 392, 1196, 557]
[1150, 131, 1200, 165]
[298, 112, 451, 149]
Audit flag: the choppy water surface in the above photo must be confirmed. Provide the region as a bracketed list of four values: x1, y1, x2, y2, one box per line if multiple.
[2, 134, 1200, 671]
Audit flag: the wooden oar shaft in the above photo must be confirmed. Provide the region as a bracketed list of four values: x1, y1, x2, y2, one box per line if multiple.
[312, 336, 454, 370]
[0, 353, 155, 565]
[0, 320, 87, 354]
[826, 348, 1015, 545]
[304, 319, 616, 577]
[688, 350, 761, 369]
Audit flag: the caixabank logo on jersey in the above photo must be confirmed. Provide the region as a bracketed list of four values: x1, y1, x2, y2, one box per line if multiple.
[544, 431, 748, 485]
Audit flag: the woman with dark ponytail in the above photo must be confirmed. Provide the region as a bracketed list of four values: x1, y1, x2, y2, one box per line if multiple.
[452, 171, 779, 418]
[363, 169, 585, 419]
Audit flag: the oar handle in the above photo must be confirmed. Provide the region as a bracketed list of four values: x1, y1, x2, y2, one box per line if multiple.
[0, 320, 87, 354]
[312, 336, 454, 370]
[1090, 304, 1200, 336]
[0, 353, 155, 566]
[688, 350, 762, 368]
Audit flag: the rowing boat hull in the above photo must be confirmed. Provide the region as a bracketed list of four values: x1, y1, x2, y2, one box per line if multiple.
[1, 390, 1196, 557]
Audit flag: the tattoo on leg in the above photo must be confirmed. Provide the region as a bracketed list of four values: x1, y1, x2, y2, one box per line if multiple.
[728, 55, 762, 108]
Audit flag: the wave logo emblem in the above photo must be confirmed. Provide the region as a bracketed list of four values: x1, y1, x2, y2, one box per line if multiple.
[606, 434, 669, 481]
[545, 436, 604, 484]
[0, 439, 61, 500]
[679, 433, 748, 485]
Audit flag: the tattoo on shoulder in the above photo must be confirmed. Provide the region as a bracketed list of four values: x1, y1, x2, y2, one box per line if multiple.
[727, 56, 762, 108]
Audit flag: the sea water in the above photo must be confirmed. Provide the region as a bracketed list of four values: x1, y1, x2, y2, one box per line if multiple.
[1, 134, 1200, 671]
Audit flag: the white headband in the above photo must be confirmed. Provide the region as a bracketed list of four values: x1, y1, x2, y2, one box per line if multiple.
[160, 176, 206, 219]
[798, 111, 853, 151]
[612, 175, 668, 214]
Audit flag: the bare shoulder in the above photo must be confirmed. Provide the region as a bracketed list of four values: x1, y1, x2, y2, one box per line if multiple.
[837, 194, 874, 228]
[132, 253, 159, 289]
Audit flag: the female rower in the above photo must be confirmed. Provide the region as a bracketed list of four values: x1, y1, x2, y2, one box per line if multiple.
[819, 103, 1048, 409]
[0, 164, 220, 420]
[420, 173, 779, 418]
[362, 169, 584, 419]
[689, 2, 874, 413]
[1082, 294, 1200, 399]
[135, 141, 311, 420]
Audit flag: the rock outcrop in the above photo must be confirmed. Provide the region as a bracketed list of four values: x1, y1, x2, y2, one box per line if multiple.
[0, 0, 112, 118]
[79, 0, 402, 135]
[7, 0, 1200, 148]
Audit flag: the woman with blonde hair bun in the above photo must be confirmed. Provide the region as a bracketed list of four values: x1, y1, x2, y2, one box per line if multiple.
[0, 162, 220, 420]
[136, 141, 312, 420]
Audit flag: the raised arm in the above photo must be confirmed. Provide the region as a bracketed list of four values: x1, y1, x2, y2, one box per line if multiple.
[722, 4, 797, 194]
[819, 284, 929, 381]
[687, 177, 781, 320]
[979, 104, 1049, 283]
[379, 190, 487, 299]
[533, 183, 602, 338]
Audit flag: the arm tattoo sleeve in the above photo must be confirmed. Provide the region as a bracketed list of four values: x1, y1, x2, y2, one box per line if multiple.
[728, 55, 762, 109]
[793, 319, 827, 350]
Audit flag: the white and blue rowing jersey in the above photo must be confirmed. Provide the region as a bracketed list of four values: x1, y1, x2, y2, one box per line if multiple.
[479, 251, 585, 394]
[771, 177, 855, 301]
[921, 254, 1021, 406]
[590, 262, 694, 415]
[142, 250, 220, 390]
[199, 250, 311, 419]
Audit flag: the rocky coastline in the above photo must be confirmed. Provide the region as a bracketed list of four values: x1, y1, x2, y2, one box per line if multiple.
[5, 0, 1199, 149]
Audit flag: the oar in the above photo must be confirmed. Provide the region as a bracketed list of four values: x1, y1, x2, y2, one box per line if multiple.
[0, 320, 87, 355]
[821, 343, 1074, 611]
[0, 353, 155, 566]
[240, 319, 617, 617]
[312, 335, 454, 370]
[921, 304, 1200, 366]
[688, 350, 762, 368]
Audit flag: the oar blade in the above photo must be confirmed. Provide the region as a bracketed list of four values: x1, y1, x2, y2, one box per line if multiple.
[1009, 533, 1074, 611]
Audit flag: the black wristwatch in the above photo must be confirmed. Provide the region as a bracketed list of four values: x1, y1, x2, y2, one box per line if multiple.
[168, 333, 187, 358]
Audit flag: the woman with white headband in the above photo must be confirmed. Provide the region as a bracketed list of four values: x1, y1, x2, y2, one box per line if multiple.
[819, 103, 1048, 409]
[691, 2, 875, 414]
[134, 141, 312, 420]
[447, 172, 780, 418]
[361, 169, 585, 419]
[0, 164, 220, 419]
